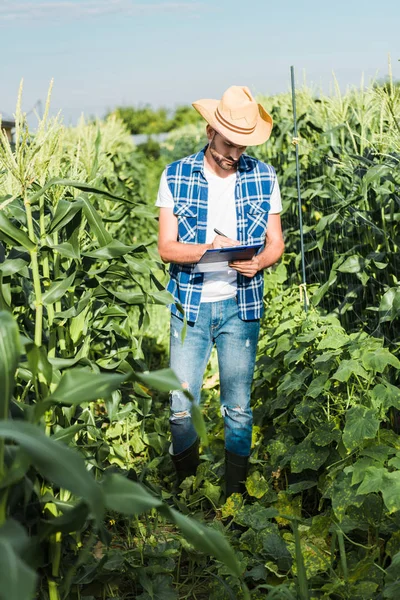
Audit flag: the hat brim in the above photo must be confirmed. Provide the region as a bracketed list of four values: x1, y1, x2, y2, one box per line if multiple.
[192, 98, 273, 146]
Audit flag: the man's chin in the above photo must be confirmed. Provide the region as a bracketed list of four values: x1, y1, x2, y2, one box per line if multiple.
[220, 159, 237, 169]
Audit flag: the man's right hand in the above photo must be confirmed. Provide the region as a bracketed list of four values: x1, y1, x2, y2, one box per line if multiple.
[211, 235, 240, 249]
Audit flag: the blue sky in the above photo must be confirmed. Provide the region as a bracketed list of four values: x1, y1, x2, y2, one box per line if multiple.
[0, 0, 399, 125]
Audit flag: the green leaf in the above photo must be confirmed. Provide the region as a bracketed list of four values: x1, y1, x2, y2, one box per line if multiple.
[0, 212, 35, 251]
[0, 420, 104, 522]
[0, 311, 22, 419]
[329, 472, 364, 522]
[191, 403, 208, 447]
[50, 242, 80, 260]
[83, 240, 146, 259]
[102, 474, 163, 514]
[26, 343, 52, 385]
[291, 439, 329, 473]
[370, 382, 400, 411]
[277, 368, 312, 395]
[0, 538, 37, 600]
[52, 423, 85, 444]
[294, 398, 318, 424]
[0, 448, 31, 489]
[381, 471, 400, 514]
[311, 272, 337, 307]
[0, 519, 31, 554]
[137, 573, 177, 600]
[311, 422, 341, 446]
[28, 178, 134, 206]
[356, 466, 385, 495]
[164, 506, 242, 578]
[260, 530, 292, 571]
[40, 502, 90, 535]
[48, 368, 127, 404]
[332, 359, 369, 382]
[47, 199, 84, 234]
[201, 480, 221, 505]
[107, 289, 145, 305]
[101, 475, 242, 578]
[342, 406, 380, 452]
[42, 272, 75, 305]
[337, 255, 364, 274]
[245, 471, 269, 498]
[379, 287, 400, 323]
[150, 290, 175, 306]
[81, 197, 112, 246]
[362, 348, 400, 373]
[317, 329, 349, 350]
[234, 504, 278, 530]
[135, 368, 183, 393]
[273, 334, 291, 356]
[305, 375, 330, 399]
[384, 551, 400, 598]
[349, 457, 380, 485]
[0, 258, 29, 276]
[283, 346, 307, 368]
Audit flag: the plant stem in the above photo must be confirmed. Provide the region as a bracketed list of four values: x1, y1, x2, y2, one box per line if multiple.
[292, 519, 309, 600]
[337, 528, 348, 582]
[0, 490, 9, 526]
[24, 191, 43, 347]
[40, 193, 55, 353]
[48, 578, 61, 600]
[51, 531, 62, 578]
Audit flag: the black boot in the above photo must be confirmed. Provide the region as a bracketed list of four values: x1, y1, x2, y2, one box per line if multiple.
[225, 449, 249, 498]
[170, 438, 200, 485]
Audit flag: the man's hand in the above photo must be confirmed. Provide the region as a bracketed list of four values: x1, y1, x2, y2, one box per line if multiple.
[211, 235, 240, 249]
[229, 255, 261, 278]
[229, 214, 285, 278]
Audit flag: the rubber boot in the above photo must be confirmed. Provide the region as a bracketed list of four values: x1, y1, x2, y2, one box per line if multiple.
[170, 438, 200, 486]
[225, 449, 249, 498]
[225, 449, 249, 531]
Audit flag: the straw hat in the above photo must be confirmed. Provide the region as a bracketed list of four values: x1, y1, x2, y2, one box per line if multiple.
[192, 85, 273, 146]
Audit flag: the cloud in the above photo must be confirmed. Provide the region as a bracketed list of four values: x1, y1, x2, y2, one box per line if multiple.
[0, 0, 207, 22]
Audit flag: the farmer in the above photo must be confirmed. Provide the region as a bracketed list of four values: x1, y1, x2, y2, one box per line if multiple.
[156, 86, 284, 497]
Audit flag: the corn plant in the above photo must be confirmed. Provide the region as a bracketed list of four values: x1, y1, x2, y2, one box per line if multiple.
[0, 85, 244, 600]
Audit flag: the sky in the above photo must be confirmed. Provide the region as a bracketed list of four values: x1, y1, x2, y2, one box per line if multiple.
[0, 0, 399, 126]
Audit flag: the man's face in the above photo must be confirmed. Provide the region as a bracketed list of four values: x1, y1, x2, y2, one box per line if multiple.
[207, 127, 247, 171]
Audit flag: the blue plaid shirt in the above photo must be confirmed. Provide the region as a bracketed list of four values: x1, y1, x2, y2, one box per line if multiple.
[165, 145, 277, 323]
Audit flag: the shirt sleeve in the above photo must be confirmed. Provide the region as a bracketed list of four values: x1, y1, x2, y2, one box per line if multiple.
[268, 178, 282, 214]
[155, 170, 174, 209]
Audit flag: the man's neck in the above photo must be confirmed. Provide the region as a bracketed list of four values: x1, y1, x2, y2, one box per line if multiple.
[204, 148, 237, 179]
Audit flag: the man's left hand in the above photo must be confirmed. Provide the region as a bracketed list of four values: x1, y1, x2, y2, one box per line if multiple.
[229, 256, 261, 278]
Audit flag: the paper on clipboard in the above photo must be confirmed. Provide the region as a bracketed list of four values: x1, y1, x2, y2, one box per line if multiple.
[194, 261, 231, 273]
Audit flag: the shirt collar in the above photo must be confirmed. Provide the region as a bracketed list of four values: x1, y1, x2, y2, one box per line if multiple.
[192, 144, 253, 175]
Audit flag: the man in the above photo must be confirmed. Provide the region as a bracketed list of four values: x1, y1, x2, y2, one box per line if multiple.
[156, 85, 284, 497]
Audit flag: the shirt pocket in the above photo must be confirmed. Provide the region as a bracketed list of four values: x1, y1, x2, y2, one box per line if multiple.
[245, 202, 269, 243]
[174, 204, 198, 243]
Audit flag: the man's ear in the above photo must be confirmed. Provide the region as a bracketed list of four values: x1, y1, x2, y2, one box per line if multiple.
[206, 124, 215, 141]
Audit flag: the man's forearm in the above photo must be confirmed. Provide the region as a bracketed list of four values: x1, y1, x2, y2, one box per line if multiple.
[256, 238, 285, 270]
[158, 241, 212, 264]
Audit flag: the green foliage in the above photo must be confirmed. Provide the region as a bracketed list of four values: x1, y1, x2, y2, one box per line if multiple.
[108, 104, 202, 135]
[1, 75, 400, 599]
[0, 85, 242, 600]
[110, 105, 171, 135]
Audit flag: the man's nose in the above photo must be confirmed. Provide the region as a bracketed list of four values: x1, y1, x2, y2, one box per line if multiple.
[230, 148, 242, 160]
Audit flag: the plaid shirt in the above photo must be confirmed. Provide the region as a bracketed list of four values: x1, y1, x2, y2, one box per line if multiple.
[165, 145, 277, 323]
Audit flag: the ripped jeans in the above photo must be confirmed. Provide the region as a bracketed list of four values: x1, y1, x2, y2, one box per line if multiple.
[169, 297, 260, 457]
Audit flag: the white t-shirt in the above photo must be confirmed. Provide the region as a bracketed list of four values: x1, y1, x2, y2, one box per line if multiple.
[156, 165, 282, 302]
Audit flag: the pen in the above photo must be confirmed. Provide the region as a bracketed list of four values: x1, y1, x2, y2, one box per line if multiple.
[214, 228, 228, 237]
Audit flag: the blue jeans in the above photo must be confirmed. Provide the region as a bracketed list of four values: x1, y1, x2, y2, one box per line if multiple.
[169, 297, 260, 457]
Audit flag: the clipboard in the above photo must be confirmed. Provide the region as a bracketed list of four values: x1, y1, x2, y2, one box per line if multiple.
[194, 243, 262, 273]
